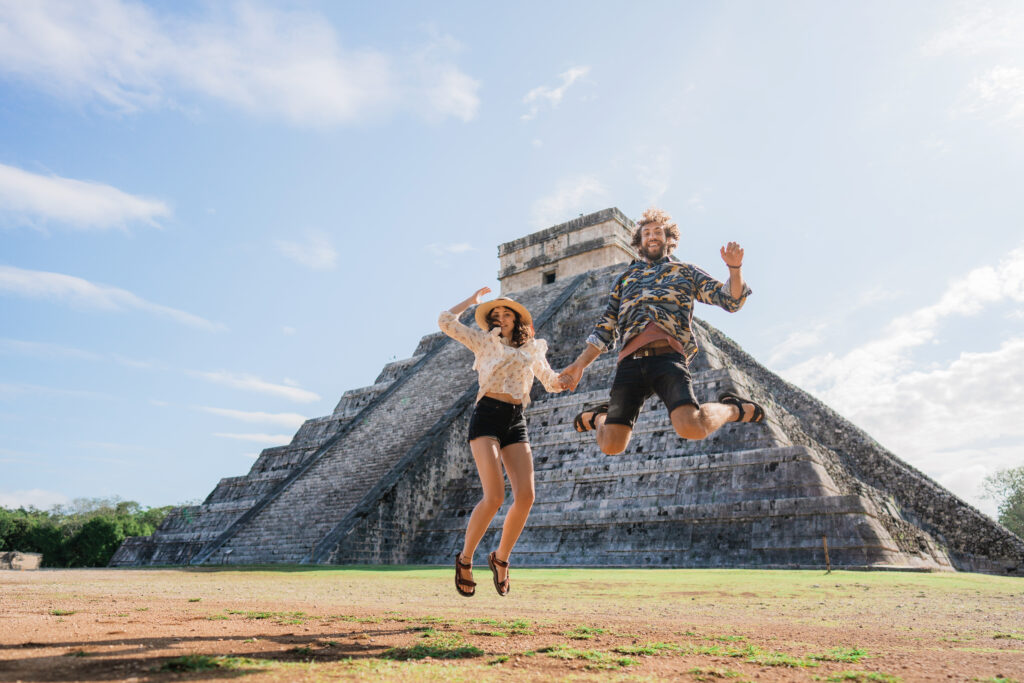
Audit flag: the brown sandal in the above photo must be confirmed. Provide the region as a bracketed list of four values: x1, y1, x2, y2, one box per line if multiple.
[488, 551, 510, 596]
[718, 392, 765, 423]
[573, 403, 608, 432]
[454, 552, 475, 597]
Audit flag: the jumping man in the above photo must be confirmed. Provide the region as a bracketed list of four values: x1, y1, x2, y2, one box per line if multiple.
[558, 207, 764, 454]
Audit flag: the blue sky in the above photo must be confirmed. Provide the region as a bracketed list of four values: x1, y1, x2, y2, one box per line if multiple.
[2, 1, 1023, 519]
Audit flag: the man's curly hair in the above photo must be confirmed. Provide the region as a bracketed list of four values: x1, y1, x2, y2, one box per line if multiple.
[631, 207, 680, 251]
[487, 307, 533, 348]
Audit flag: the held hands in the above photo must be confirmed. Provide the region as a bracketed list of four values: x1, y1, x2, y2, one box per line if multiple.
[720, 242, 744, 268]
[558, 363, 584, 392]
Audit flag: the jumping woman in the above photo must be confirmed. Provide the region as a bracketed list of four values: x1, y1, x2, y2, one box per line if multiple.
[438, 286, 565, 597]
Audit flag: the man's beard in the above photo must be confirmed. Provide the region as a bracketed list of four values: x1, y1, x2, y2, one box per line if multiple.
[643, 242, 667, 260]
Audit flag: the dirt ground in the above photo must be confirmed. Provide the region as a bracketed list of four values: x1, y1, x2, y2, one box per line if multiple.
[1, 566, 1022, 682]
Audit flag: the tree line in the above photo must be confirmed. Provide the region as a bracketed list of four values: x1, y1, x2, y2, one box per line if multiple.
[0, 498, 175, 567]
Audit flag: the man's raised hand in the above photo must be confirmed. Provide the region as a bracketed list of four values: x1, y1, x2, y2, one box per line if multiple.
[720, 242, 744, 268]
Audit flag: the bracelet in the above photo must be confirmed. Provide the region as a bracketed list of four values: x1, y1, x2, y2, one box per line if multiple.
[728, 264, 742, 269]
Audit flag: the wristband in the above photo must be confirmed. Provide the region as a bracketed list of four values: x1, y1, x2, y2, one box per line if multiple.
[728, 264, 742, 269]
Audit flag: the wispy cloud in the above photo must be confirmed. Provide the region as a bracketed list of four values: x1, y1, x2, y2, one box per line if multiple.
[923, 4, 1024, 129]
[522, 66, 590, 121]
[275, 231, 337, 270]
[0, 488, 70, 510]
[0, 265, 223, 331]
[0, 337, 100, 361]
[410, 29, 480, 123]
[214, 432, 293, 446]
[779, 245, 1024, 510]
[531, 175, 607, 228]
[190, 370, 320, 403]
[0, 162, 170, 231]
[635, 148, 671, 205]
[199, 406, 307, 429]
[0, 337, 158, 369]
[424, 242, 475, 268]
[0, 382, 112, 401]
[0, 1, 478, 126]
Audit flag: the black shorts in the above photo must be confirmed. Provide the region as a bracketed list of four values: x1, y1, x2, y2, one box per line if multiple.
[605, 351, 699, 428]
[467, 396, 529, 448]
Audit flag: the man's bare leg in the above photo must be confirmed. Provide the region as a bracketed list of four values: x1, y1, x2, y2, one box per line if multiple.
[669, 401, 756, 440]
[579, 411, 633, 455]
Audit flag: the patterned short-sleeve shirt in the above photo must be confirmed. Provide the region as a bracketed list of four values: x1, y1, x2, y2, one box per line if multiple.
[586, 256, 752, 362]
[438, 310, 563, 405]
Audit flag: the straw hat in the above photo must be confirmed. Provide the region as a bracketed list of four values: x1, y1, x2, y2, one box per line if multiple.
[474, 297, 533, 330]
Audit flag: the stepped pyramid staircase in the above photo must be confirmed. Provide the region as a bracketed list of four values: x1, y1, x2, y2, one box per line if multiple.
[112, 209, 1024, 574]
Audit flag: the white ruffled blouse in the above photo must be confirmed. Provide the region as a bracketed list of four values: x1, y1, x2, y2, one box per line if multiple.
[438, 309, 563, 405]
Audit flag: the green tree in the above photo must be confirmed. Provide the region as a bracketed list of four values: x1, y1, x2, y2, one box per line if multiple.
[65, 517, 124, 567]
[1, 498, 176, 567]
[982, 465, 1024, 538]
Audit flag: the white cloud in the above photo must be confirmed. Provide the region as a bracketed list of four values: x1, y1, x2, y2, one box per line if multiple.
[962, 65, 1024, 126]
[635, 149, 671, 205]
[686, 191, 707, 213]
[779, 246, 1024, 513]
[214, 432, 292, 446]
[767, 324, 827, 366]
[531, 175, 608, 228]
[522, 66, 590, 121]
[199, 406, 307, 429]
[0, 382, 111, 401]
[425, 242, 475, 268]
[0, 162, 170, 231]
[275, 232, 337, 270]
[190, 370, 320, 403]
[426, 242, 474, 256]
[0, 1, 478, 126]
[0, 488, 70, 510]
[921, 3, 1023, 58]
[0, 337, 100, 361]
[0, 265, 223, 331]
[922, 4, 1024, 129]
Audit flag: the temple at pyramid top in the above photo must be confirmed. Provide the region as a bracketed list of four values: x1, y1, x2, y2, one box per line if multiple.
[498, 208, 637, 293]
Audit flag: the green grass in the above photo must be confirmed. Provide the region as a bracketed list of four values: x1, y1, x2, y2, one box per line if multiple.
[381, 632, 483, 661]
[613, 642, 683, 656]
[993, 633, 1024, 641]
[157, 654, 271, 672]
[687, 667, 750, 681]
[562, 625, 606, 640]
[205, 614, 229, 620]
[680, 643, 819, 668]
[538, 644, 638, 670]
[821, 672, 901, 682]
[466, 617, 533, 635]
[49, 609, 75, 616]
[188, 598, 201, 602]
[809, 647, 869, 663]
[488, 655, 510, 665]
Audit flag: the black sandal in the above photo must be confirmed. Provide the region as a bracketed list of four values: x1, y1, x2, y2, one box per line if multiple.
[488, 551, 510, 596]
[454, 552, 476, 598]
[573, 403, 608, 432]
[718, 392, 765, 423]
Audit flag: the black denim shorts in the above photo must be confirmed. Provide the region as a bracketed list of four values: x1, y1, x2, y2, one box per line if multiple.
[467, 396, 529, 448]
[605, 351, 699, 428]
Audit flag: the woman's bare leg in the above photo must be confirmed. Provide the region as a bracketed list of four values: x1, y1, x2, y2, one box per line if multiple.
[461, 437, 506, 568]
[494, 441, 536, 583]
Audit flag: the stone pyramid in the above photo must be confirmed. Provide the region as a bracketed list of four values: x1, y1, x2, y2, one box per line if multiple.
[112, 208, 1024, 574]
